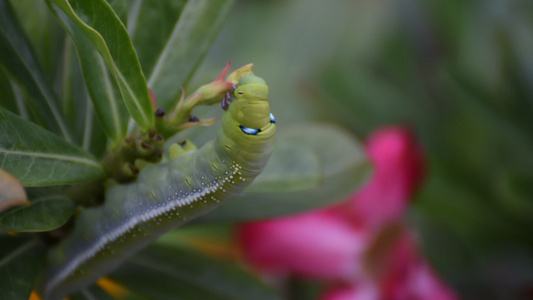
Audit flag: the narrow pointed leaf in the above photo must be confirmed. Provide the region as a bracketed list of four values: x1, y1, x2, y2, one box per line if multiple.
[110, 244, 281, 300]
[0, 70, 18, 115]
[59, 39, 108, 157]
[59, 38, 90, 144]
[131, 0, 235, 110]
[54, 11, 129, 147]
[7, 79, 31, 121]
[82, 100, 108, 158]
[0, 108, 104, 186]
[0, 237, 45, 300]
[47, 0, 154, 130]
[197, 123, 372, 222]
[9, 0, 65, 82]
[107, 0, 129, 26]
[0, 196, 75, 232]
[0, 0, 72, 141]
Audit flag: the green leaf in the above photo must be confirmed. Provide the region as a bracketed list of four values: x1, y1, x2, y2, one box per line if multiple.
[110, 244, 281, 300]
[198, 123, 372, 222]
[58, 39, 88, 138]
[123, 294, 153, 300]
[25, 186, 67, 201]
[0, 108, 104, 186]
[59, 39, 108, 156]
[82, 101, 109, 159]
[155, 223, 234, 250]
[0, 196, 75, 232]
[9, 80, 32, 121]
[53, 9, 129, 147]
[9, 0, 66, 83]
[245, 143, 322, 193]
[106, 0, 129, 26]
[0, 70, 18, 115]
[130, 0, 235, 111]
[70, 285, 115, 300]
[0, 237, 45, 300]
[0, 0, 73, 141]
[47, 0, 154, 131]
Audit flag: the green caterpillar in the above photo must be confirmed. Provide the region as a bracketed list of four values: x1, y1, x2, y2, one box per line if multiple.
[42, 75, 276, 300]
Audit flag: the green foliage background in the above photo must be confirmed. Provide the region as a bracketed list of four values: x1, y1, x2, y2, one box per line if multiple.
[196, 0, 533, 299]
[1, 0, 533, 299]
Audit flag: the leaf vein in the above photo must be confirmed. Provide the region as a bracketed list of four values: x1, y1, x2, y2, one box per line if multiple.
[0, 149, 100, 167]
[0, 240, 37, 269]
[98, 54, 123, 140]
[116, 70, 150, 127]
[18, 156, 35, 180]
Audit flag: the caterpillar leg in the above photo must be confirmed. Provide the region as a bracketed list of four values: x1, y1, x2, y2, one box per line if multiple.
[222, 86, 237, 111]
[169, 140, 198, 159]
[180, 140, 197, 152]
[222, 95, 230, 111]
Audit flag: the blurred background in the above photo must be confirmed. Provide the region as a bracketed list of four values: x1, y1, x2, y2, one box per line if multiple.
[194, 0, 533, 299]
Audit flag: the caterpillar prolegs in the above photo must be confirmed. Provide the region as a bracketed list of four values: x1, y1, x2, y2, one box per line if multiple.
[42, 75, 276, 300]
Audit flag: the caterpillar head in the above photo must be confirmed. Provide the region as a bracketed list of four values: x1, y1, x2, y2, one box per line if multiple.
[234, 75, 268, 101]
[228, 75, 272, 130]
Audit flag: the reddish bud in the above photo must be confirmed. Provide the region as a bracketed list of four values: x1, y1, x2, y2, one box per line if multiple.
[149, 89, 157, 109]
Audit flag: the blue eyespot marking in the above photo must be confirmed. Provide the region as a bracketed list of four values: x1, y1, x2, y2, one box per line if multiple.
[240, 125, 261, 135]
[270, 112, 276, 124]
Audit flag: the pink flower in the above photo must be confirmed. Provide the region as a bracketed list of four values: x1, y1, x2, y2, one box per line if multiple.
[339, 127, 425, 233]
[237, 126, 457, 300]
[408, 263, 458, 300]
[237, 209, 366, 281]
[376, 233, 458, 300]
[320, 231, 458, 300]
[319, 231, 458, 300]
[321, 282, 378, 300]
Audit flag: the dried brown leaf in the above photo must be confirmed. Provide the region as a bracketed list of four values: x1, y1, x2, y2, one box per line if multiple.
[0, 169, 28, 213]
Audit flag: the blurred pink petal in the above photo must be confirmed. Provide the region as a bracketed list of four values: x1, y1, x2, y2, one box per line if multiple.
[322, 262, 458, 300]
[321, 232, 458, 300]
[379, 232, 459, 300]
[321, 283, 378, 300]
[237, 209, 366, 280]
[341, 127, 425, 232]
[238, 126, 458, 299]
[409, 264, 459, 300]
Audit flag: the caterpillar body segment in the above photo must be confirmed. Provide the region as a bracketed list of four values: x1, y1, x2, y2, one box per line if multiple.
[42, 75, 276, 300]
